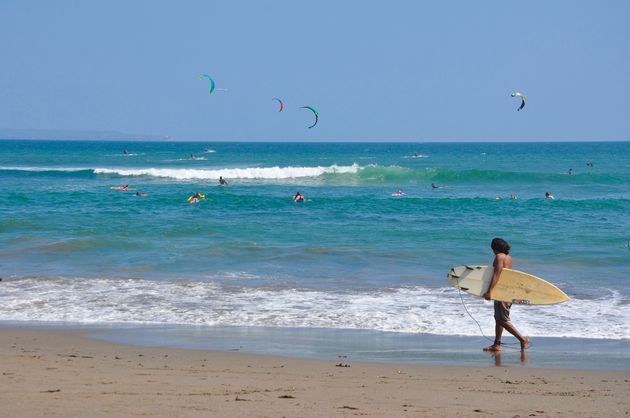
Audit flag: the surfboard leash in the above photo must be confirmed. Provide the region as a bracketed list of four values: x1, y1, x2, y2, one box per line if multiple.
[454, 277, 521, 349]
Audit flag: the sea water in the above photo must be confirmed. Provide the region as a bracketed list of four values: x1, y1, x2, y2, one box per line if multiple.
[0, 140, 629, 345]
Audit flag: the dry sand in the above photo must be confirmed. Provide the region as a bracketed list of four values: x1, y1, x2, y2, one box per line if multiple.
[1, 328, 628, 417]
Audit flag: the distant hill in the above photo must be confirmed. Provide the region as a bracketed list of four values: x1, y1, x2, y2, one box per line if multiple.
[0, 128, 171, 141]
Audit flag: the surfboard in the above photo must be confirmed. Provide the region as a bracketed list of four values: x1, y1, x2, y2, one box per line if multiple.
[446, 265, 570, 305]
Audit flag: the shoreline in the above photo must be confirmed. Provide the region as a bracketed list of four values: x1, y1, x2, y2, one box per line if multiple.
[1, 327, 629, 417]
[2, 321, 629, 371]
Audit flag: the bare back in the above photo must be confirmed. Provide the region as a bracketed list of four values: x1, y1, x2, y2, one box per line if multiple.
[486, 252, 512, 299]
[493, 253, 512, 270]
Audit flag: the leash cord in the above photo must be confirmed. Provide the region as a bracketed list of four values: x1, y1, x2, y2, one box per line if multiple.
[455, 278, 521, 349]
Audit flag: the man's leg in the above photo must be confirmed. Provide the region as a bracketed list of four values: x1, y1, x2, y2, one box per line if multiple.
[483, 322, 504, 352]
[498, 321, 530, 349]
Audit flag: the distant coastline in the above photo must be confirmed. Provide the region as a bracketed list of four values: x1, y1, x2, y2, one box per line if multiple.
[0, 129, 627, 143]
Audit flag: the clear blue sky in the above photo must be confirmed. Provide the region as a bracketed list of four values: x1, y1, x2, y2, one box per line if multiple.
[1, 1, 628, 141]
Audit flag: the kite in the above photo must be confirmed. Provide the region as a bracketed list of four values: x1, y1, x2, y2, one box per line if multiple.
[300, 106, 318, 128]
[199, 74, 215, 94]
[272, 98, 284, 112]
[511, 92, 525, 111]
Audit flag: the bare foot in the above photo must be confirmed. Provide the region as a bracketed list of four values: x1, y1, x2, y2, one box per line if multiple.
[521, 338, 531, 350]
[483, 344, 501, 352]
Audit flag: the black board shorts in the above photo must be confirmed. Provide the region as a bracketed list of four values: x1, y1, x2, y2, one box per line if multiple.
[494, 301, 512, 323]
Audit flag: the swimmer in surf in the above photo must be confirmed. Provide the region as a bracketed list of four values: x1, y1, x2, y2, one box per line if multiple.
[219, 176, 228, 186]
[431, 183, 439, 189]
[545, 192, 555, 200]
[111, 185, 129, 191]
[293, 192, 305, 202]
[483, 238, 530, 352]
[188, 192, 204, 203]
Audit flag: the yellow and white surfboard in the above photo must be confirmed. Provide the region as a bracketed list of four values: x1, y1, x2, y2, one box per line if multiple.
[447, 265, 570, 305]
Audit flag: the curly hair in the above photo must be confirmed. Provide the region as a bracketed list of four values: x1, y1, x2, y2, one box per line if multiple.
[491, 238, 511, 254]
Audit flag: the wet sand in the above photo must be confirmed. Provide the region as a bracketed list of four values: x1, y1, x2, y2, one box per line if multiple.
[1, 328, 628, 417]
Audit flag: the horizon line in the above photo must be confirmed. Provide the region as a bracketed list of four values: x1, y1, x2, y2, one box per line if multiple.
[1, 137, 629, 144]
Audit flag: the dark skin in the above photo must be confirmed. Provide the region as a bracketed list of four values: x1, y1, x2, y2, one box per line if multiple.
[483, 249, 530, 352]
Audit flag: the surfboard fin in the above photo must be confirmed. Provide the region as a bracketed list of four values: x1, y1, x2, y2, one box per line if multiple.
[448, 268, 460, 279]
[464, 265, 482, 270]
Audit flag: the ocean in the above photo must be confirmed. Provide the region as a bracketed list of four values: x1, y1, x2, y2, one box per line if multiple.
[0, 140, 629, 363]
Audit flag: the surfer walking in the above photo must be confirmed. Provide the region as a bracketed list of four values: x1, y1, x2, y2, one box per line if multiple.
[483, 238, 530, 352]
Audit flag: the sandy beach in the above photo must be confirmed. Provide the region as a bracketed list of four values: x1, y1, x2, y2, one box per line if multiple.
[1, 328, 628, 417]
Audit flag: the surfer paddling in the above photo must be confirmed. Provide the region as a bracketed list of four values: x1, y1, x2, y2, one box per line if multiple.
[483, 238, 530, 352]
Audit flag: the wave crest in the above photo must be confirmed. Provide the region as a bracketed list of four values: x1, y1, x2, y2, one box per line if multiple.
[3, 164, 628, 185]
[94, 164, 360, 180]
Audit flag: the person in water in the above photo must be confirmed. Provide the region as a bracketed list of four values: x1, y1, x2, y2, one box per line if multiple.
[391, 190, 405, 197]
[293, 192, 304, 202]
[188, 191, 204, 203]
[483, 238, 530, 352]
[545, 192, 555, 199]
[431, 183, 439, 189]
[219, 176, 228, 186]
[111, 185, 129, 191]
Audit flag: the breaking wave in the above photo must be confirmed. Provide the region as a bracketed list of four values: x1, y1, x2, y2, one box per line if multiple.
[0, 276, 627, 340]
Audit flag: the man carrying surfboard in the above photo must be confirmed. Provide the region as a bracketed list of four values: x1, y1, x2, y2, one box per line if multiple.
[483, 238, 530, 352]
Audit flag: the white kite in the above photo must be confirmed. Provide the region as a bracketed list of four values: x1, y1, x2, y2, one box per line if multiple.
[511, 92, 525, 111]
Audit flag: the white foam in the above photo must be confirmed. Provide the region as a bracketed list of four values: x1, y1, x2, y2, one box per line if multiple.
[0, 277, 628, 339]
[0, 164, 362, 180]
[93, 164, 361, 180]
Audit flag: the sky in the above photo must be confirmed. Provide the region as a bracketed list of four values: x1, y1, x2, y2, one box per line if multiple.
[0, 1, 629, 141]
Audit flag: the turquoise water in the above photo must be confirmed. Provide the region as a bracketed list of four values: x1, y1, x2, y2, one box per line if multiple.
[0, 140, 629, 340]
